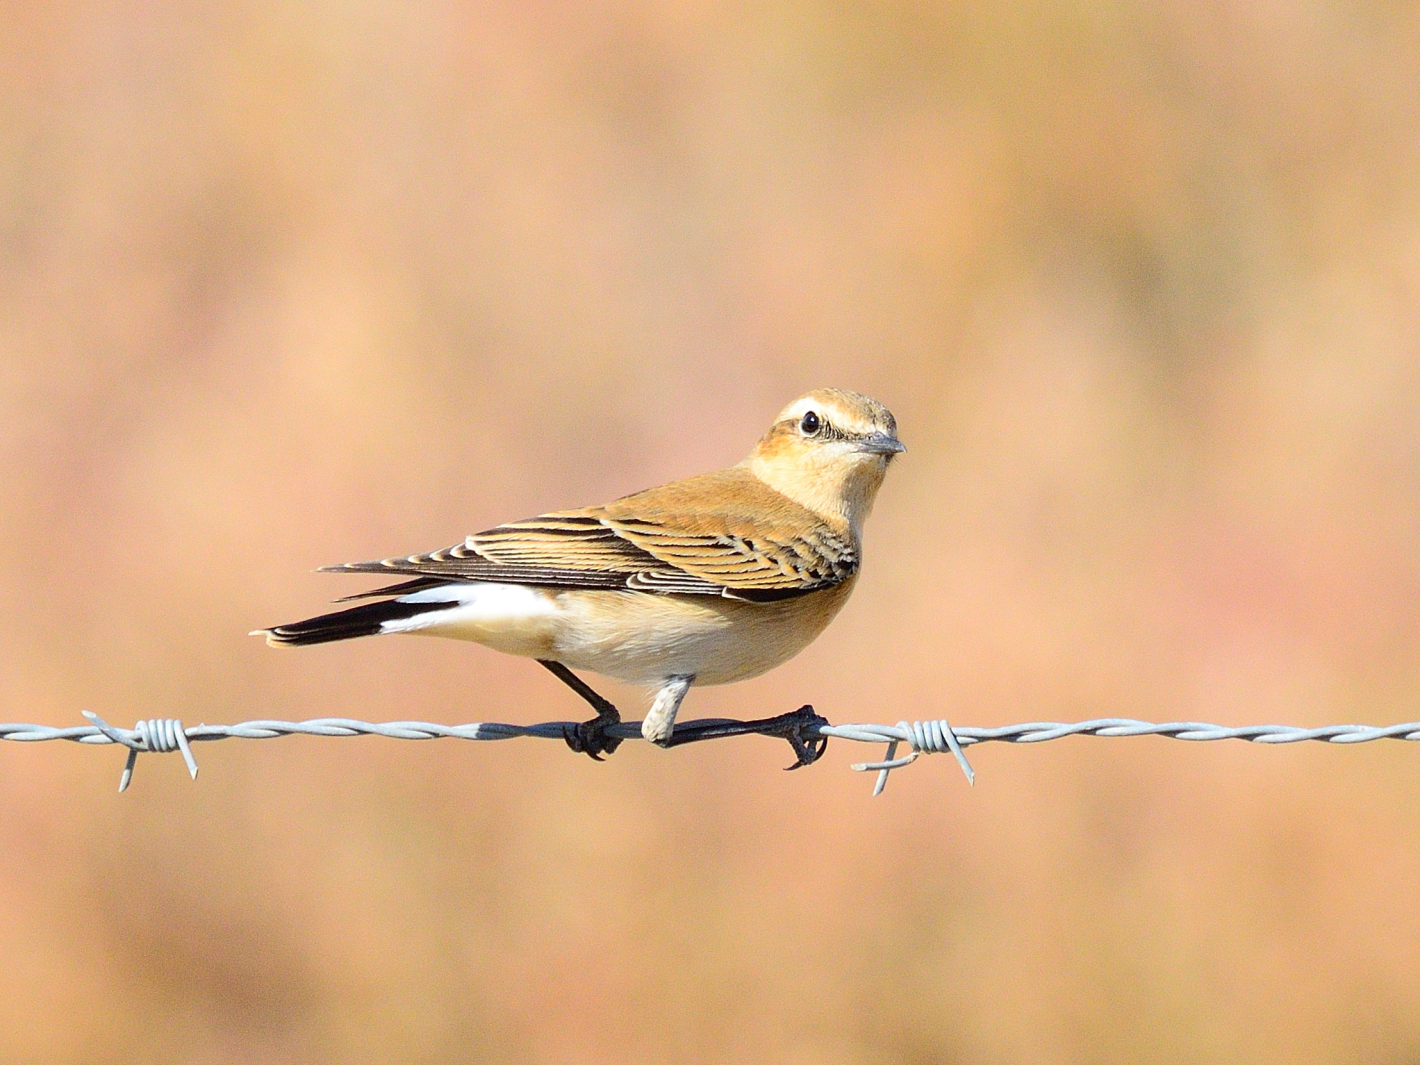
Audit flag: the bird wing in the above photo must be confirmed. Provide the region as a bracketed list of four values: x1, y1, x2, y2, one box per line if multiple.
[324, 469, 858, 602]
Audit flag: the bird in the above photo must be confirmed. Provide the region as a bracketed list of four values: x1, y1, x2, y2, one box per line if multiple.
[254, 388, 904, 757]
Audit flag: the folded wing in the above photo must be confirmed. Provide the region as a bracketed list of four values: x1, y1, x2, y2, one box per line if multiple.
[324, 469, 858, 602]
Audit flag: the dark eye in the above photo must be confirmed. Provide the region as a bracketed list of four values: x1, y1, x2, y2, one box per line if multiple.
[800, 411, 821, 435]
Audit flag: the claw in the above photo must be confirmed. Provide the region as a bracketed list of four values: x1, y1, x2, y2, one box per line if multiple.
[562, 713, 622, 761]
[781, 705, 830, 770]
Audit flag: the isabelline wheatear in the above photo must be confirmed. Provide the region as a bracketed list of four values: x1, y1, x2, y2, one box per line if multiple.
[256, 389, 904, 756]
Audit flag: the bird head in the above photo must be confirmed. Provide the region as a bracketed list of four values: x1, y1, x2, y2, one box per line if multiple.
[743, 388, 904, 534]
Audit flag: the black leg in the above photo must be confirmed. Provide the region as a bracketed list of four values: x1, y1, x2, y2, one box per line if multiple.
[539, 660, 623, 760]
[663, 705, 830, 769]
[536, 664, 828, 769]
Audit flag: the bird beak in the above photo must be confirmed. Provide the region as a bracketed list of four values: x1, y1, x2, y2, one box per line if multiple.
[857, 432, 906, 456]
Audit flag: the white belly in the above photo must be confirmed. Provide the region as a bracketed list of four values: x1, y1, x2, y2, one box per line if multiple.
[551, 583, 854, 685]
[390, 579, 855, 686]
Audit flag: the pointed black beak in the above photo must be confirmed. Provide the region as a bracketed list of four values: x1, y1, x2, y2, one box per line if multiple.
[857, 432, 906, 456]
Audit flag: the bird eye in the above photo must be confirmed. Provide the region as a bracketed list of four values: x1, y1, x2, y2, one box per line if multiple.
[800, 411, 821, 435]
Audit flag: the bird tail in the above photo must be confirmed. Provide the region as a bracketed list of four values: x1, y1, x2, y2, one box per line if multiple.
[252, 598, 451, 647]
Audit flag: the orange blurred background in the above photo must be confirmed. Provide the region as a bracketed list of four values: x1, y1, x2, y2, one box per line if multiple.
[4, 2, 1420, 1062]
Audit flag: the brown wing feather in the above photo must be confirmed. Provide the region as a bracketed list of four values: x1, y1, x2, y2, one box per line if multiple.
[324, 468, 857, 601]
[594, 468, 858, 598]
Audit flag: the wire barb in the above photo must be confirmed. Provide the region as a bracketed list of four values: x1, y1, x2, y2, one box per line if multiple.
[845, 719, 975, 795]
[82, 712, 199, 792]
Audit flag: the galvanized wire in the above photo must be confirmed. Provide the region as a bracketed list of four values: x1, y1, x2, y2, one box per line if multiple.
[821, 718, 1420, 794]
[5, 711, 1419, 794]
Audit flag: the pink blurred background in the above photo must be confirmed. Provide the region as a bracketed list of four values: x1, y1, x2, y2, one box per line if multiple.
[4, 2, 1420, 1062]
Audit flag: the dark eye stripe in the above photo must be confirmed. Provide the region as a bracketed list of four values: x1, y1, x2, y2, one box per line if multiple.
[776, 414, 876, 444]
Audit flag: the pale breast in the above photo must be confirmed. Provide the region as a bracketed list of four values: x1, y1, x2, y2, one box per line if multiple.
[548, 578, 857, 686]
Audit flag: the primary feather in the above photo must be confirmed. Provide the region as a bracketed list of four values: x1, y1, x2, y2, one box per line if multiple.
[322, 467, 858, 602]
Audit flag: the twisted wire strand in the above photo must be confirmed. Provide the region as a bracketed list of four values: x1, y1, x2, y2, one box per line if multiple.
[4, 714, 1419, 794]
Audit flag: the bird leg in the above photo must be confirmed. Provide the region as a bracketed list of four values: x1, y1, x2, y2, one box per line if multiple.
[641, 675, 693, 747]
[540, 660, 623, 760]
[537, 664, 828, 769]
[663, 704, 830, 769]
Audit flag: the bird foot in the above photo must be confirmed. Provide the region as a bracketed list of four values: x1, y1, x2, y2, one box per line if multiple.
[664, 704, 829, 769]
[778, 705, 831, 769]
[563, 710, 623, 761]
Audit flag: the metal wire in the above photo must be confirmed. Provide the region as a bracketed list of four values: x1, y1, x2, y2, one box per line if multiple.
[5, 711, 1419, 794]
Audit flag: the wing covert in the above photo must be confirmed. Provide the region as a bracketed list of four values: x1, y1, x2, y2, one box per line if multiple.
[324, 470, 859, 600]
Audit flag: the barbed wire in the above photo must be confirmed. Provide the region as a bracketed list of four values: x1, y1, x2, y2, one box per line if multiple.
[4, 709, 1418, 795]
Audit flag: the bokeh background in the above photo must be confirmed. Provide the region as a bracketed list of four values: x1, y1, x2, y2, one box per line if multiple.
[4, 2, 1420, 1062]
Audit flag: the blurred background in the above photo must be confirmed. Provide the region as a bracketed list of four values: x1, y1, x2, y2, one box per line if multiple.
[3, 2, 1420, 1062]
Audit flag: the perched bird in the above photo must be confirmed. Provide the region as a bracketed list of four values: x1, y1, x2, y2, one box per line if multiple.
[255, 389, 903, 756]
